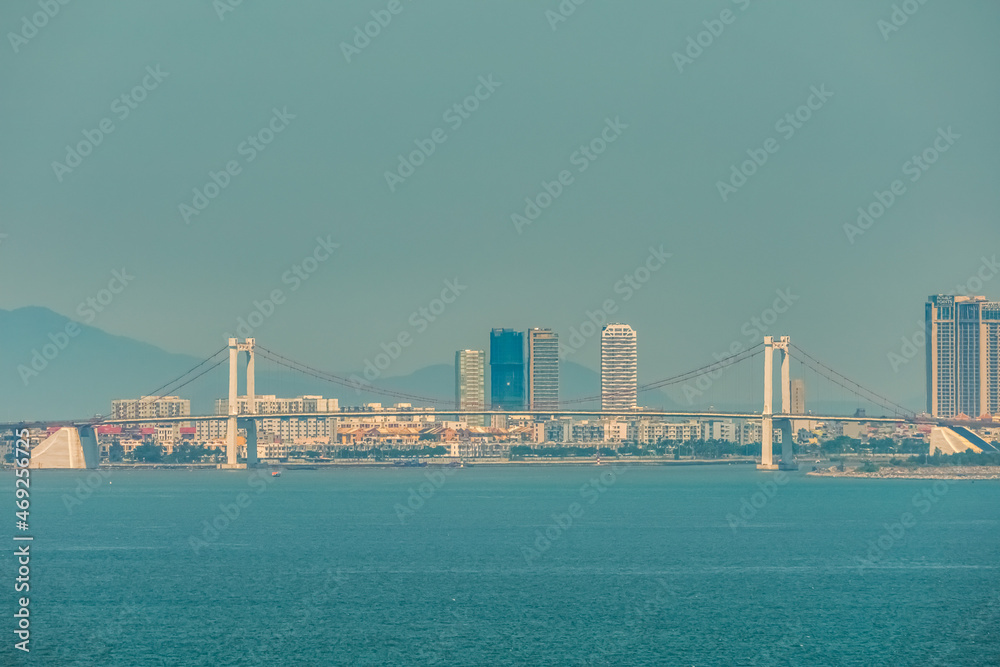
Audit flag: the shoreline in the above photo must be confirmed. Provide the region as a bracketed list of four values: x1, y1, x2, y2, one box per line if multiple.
[4, 457, 759, 470]
[808, 466, 1000, 480]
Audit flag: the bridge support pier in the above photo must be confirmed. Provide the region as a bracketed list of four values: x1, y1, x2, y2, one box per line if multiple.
[221, 337, 257, 469]
[776, 417, 797, 471]
[759, 336, 796, 471]
[241, 418, 258, 468]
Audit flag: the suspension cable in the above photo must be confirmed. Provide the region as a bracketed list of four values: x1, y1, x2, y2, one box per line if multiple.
[557, 343, 764, 405]
[790, 343, 913, 417]
[140, 345, 228, 403]
[254, 345, 453, 406]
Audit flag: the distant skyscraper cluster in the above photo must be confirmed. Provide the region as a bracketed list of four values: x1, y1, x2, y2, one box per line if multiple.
[926, 294, 1000, 418]
[454, 323, 639, 413]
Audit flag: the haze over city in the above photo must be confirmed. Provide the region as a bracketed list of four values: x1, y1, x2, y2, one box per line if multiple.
[2, 2, 999, 665]
[2, 2, 999, 412]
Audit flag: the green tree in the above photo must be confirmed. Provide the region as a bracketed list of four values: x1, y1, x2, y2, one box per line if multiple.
[869, 438, 896, 454]
[899, 438, 927, 454]
[822, 436, 859, 454]
[131, 443, 164, 463]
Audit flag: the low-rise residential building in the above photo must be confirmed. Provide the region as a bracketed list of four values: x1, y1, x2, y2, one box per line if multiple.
[449, 441, 510, 458]
[112, 396, 190, 420]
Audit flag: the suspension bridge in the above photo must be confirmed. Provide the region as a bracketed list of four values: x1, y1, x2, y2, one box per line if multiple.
[16, 333, 952, 472]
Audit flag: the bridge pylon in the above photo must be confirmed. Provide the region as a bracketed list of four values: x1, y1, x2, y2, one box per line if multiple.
[759, 335, 797, 471]
[221, 337, 257, 469]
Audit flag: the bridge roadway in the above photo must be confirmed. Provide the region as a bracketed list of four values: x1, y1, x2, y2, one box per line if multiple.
[95, 410, 910, 425]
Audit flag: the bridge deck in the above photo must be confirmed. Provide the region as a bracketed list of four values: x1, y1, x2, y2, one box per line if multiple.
[93, 411, 909, 425]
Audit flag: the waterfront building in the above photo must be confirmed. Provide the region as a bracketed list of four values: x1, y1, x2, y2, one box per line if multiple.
[215, 394, 338, 415]
[527, 328, 560, 410]
[926, 295, 1000, 418]
[601, 324, 637, 410]
[456, 349, 486, 427]
[112, 396, 190, 420]
[628, 419, 702, 445]
[196, 394, 343, 443]
[490, 328, 525, 410]
[701, 420, 737, 442]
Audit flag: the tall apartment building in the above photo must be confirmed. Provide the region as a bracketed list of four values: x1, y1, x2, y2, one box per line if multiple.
[601, 323, 637, 410]
[111, 396, 190, 420]
[456, 349, 486, 427]
[791, 379, 806, 414]
[527, 328, 559, 410]
[490, 328, 525, 410]
[926, 295, 1000, 418]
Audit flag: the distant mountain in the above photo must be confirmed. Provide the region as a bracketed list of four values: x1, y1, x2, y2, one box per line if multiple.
[1, 307, 679, 421]
[7, 306, 893, 422]
[1, 307, 205, 422]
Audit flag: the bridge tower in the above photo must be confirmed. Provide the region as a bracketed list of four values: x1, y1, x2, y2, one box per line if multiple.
[759, 335, 796, 471]
[222, 337, 257, 469]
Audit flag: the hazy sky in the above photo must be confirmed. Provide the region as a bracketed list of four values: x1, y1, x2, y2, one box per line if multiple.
[2, 0, 998, 407]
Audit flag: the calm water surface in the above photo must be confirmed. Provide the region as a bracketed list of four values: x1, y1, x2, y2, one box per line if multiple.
[3, 465, 998, 666]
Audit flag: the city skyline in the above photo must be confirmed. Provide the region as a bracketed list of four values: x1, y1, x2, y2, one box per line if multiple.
[9, 291, 1000, 420]
[5, 3, 998, 664]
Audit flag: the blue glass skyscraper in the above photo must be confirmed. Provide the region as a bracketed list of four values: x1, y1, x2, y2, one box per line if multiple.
[490, 328, 525, 410]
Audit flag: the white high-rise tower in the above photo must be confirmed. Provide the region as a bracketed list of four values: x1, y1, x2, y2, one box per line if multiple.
[455, 349, 486, 427]
[601, 324, 637, 411]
